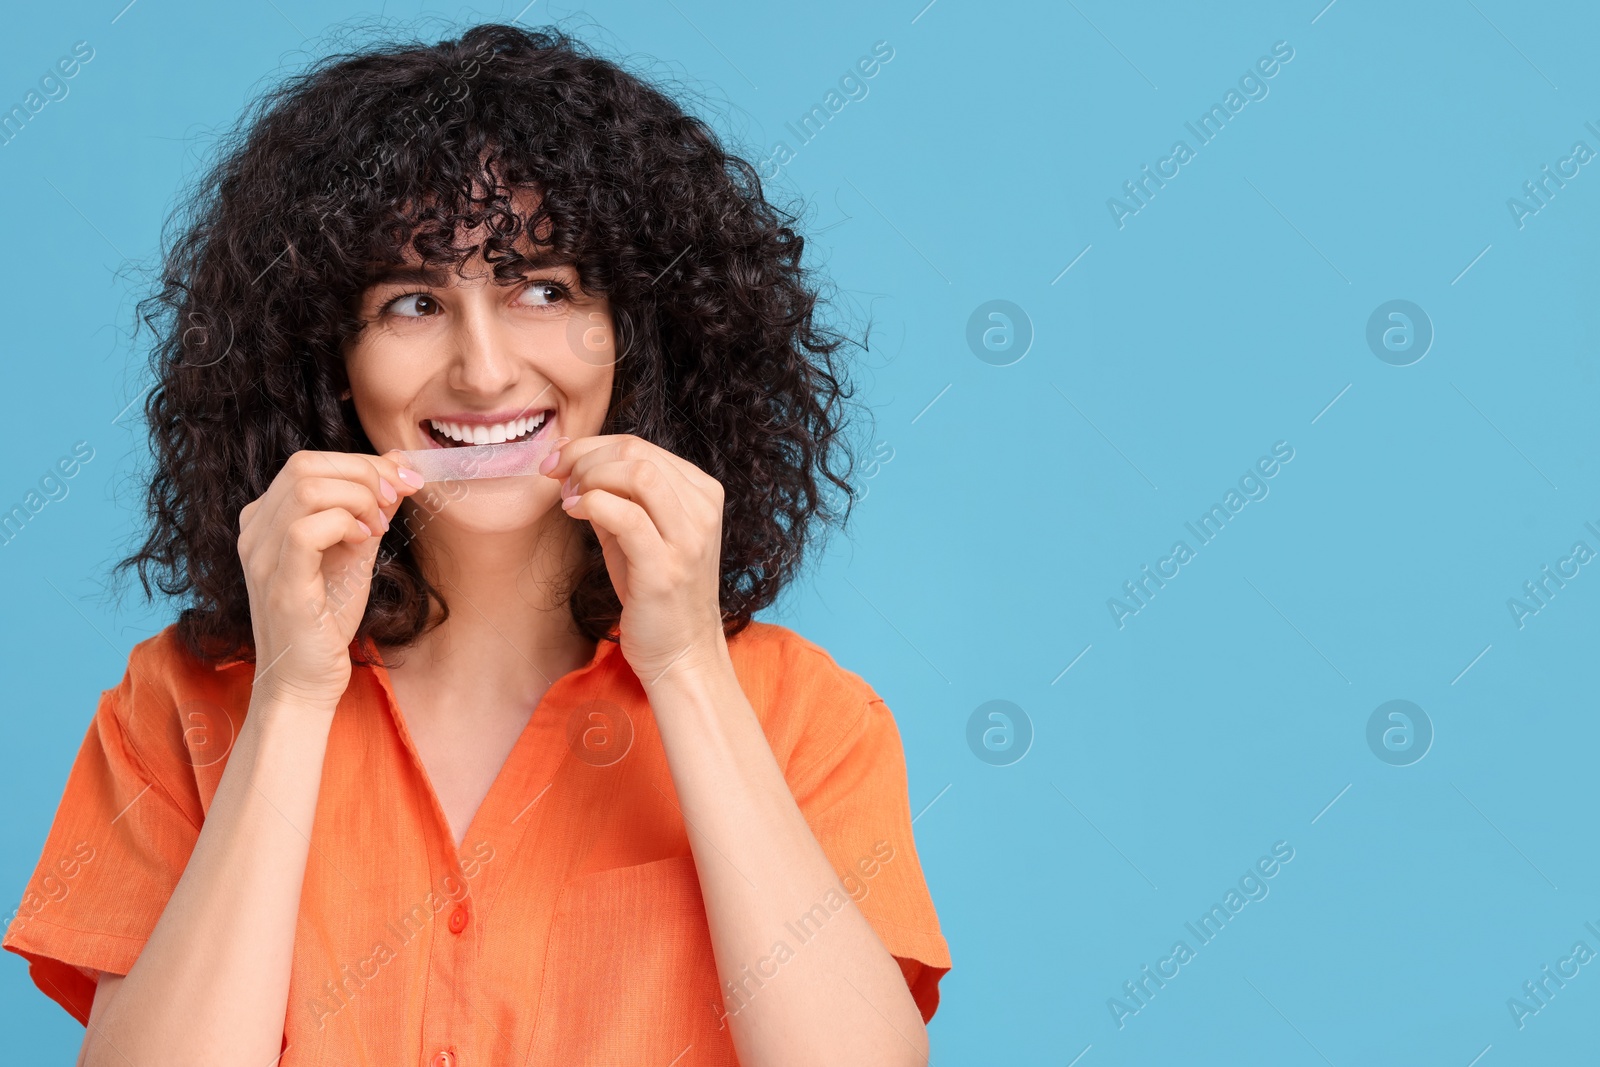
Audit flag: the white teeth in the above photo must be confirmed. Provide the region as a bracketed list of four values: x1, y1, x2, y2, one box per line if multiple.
[428, 412, 548, 445]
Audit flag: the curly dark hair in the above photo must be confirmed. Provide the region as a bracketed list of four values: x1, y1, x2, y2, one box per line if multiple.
[117, 21, 866, 665]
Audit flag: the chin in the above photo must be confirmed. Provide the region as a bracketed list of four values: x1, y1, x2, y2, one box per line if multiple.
[409, 479, 562, 535]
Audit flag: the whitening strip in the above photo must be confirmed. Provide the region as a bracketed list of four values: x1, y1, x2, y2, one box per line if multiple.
[394, 432, 560, 483]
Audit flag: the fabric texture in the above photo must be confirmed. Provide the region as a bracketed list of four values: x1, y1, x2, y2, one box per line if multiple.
[3, 619, 952, 1064]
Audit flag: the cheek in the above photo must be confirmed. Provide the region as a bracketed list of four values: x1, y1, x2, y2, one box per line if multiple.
[560, 308, 619, 373]
[553, 316, 617, 416]
[345, 340, 430, 444]
[565, 363, 614, 430]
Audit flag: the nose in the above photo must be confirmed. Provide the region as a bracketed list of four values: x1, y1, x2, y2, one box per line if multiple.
[447, 296, 519, 397]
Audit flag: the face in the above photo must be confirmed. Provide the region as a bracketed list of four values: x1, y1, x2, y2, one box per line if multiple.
[344, 220, 616, 538]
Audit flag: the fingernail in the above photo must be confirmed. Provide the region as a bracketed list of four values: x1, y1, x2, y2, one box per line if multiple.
[379, 510, 390, 531]
[561, 494, 579, 508]
[539, 450, 560, 475]
[560, 477, 574, 496]
[356, 520, 373, 537]
[396, 467, 424, 488]
[379, 478, 397, 503]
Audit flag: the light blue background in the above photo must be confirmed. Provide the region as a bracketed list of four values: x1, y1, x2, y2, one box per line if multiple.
[2, 0, 1596, 1063]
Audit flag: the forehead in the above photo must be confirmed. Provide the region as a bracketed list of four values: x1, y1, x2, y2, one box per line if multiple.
[364, 253, 575, 289]
[365, 185, 568, 287]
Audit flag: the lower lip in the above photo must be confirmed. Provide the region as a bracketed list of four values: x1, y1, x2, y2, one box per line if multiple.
[409, 415, 559, 481]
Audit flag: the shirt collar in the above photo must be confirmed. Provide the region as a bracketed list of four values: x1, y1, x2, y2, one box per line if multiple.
[211, 635, 369, 671]
[214, 628, 623, 672]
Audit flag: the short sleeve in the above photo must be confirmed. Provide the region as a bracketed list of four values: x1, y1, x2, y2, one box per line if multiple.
[2, 644, 204, 1024]
[786, 660, 953, 1024]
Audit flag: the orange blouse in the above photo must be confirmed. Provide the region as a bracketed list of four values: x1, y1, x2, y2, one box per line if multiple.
[3, 618, 951, 1064]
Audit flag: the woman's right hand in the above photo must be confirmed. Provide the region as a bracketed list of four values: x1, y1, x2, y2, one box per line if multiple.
[236, 449, 424, 708]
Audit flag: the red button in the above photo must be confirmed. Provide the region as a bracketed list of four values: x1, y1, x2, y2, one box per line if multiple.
[432, 1051, 455, 1067]
[447, 904, 468, 934]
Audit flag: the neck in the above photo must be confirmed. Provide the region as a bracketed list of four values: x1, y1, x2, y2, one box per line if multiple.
[383, 504, 598, 696]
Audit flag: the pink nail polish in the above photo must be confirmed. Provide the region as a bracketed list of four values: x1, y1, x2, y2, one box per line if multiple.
[379, 478, 397, 503]
[396, 467, 424, 488]
[539, 450, 560, 475]
[356, 520, 372, 538]
[561, 494, 579, 508]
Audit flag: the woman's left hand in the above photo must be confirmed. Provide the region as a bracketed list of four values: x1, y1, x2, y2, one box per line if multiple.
[541, 434, 729, 685]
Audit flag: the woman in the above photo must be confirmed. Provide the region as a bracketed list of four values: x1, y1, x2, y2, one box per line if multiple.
[2, 22, 950, 1067]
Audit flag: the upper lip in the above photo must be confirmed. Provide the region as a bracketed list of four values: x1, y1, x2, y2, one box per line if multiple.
[425, 406, 553, 425]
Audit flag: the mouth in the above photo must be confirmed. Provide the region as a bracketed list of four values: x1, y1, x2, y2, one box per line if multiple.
[421, 409, 554, 449]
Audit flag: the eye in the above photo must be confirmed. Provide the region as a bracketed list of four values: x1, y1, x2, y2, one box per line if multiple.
[381, 292, 440, 318]
[518, 280, 573, 308]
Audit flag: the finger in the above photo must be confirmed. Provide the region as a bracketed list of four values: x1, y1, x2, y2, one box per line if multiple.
[248, 453, 406, 550]
[545, 435, 715, 495]
[274, 508, 373, 590]
[560, 457, 697, 546]
[283, 449, 425, 508]
[280, 449, 384, 485]
[237, 498, 264, 560]
[270, 476, 394, 541]
[561, 488, 669, 573]
[375, 449, 428, 494]
[551, 437, 718, 531]
[588, 521, 631, 608]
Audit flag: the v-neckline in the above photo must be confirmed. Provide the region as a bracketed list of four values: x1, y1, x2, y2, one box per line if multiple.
[358, 631, 618, 858]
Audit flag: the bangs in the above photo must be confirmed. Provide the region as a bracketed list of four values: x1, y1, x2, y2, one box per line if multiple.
[344, 145, 581, 292]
